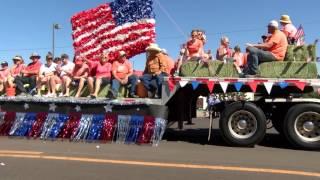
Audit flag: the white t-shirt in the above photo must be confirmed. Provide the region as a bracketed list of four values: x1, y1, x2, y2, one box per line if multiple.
[39, 63, 57, 75]
[60, 62, 75, 77]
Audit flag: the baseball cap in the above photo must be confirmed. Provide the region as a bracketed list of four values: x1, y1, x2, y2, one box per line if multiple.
[268, 20, 279, 28]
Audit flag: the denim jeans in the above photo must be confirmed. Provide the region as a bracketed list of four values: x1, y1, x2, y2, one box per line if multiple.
[245, 47, 277, 75]
[112, 75, 138, 95]
[140, 72, 167, 97]
[14, 76, 37, 94]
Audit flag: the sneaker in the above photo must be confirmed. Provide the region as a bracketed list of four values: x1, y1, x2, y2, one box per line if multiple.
[18, 92, 28, 97]
[34, 94, 42, 97]
[107, 90, 117, 99]
[129, 93, 139, 98]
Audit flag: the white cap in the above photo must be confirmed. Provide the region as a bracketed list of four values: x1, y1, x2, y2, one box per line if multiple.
[268, 20, 279, 28]
[161, 49, 167, 54]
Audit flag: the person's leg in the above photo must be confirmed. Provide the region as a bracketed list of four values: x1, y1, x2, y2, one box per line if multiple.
[45, 77, 51, 95]
[245, 47, 276, 75]
[75, 77, 86, 98]
[155, 72, 167, 97]
[14, 76, 28, 94]
[63, 76, 72, 96]
[7, 77, 15, 88]
[0, 80, 4, 93]
[128, 75, 138, 96]
[140, 74, 153, 91]
[36, 77, 44, 95]
[50, 76, 58, 95]
[93, 78, 102, 97]
[87, 77, 94, 95]
[111, 78, 121, 97]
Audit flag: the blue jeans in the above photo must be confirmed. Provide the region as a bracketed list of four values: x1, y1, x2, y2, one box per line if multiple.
[140, 72, 167, 96]
[245, 47, 277, 75]
[112, 75, 138, 95]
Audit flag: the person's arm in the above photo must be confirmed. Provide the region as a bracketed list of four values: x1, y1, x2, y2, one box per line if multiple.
[158, 55, 168, 74]
[125, 62, 134, 78]
[246, 41, 274, 50]
[112, 62, 122, 82]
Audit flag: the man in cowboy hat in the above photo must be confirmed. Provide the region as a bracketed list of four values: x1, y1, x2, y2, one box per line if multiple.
[140, 43, 168, 98]
[14, 52, 42, 96]
[279, 14, 297, 44]
[244, 20, 288, 77]
[111, 50, 138, 98]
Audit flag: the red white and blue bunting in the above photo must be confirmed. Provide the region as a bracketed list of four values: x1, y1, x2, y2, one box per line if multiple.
[167, 77, 312, 94]
[0, 112, 166, 146]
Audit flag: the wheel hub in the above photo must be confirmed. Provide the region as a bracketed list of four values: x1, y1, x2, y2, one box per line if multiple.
[237, 120, 248, 130]
[302, 121, 315, 132]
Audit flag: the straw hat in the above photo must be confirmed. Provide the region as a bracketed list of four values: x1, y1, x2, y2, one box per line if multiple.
[146, 43, 162, 52]
[280, 15, 292, 24]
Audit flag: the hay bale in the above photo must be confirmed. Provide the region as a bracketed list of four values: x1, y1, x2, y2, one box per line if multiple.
[180, 60, 238, 77]
[284, 44, 317, 62]
[259, 61, 317, 78]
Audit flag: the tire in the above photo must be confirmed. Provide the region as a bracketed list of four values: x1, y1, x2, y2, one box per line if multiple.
[219, 102, 267, 147]
[283, 104, 320, 150]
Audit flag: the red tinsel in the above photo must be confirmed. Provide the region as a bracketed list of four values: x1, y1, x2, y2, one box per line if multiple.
[58, 113, 82, 139]
[28, 112, 48, 138]
[101, 113, 117, 142]
[137, 116, 155, 144]
[0, 112, 16, 136]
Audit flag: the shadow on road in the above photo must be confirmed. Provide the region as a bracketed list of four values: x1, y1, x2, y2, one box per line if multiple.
[164, 128, 296, 150]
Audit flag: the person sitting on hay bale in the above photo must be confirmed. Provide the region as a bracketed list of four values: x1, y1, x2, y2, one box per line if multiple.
[110, 51, 138, 98]
[86, 50, 112, 99]
[71, 56, 89, 98]
[174, 29, 205, 76]
[49, 54, 74, 97]
[140, 44, 168, 98]
[244, 20, 288, 77]
[0, 61, 10, 94]
[216, 36, 233, 63]
[232, 45, 247, 74]
[34, 52, 57, 97]
[279, 14, 297, 45]
[14, 53, 42, 96]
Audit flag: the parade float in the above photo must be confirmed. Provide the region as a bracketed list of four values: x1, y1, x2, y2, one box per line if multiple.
[0, 0, 319, 150]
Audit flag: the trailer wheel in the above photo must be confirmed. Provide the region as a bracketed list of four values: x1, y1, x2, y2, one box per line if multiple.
[284, 104, 320, 150]
[220, 102, 267, 147]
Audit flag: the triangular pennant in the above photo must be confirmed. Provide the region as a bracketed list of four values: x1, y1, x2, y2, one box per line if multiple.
[294, 82, 306, 91]
[220, 82, 229, 93]
[264, 82, 274, 94]
[191, 81, 200, 90]
[234, 82, 244, 92]
[207, 81, 215, 93]
[179, 80, 189, 88]
[248, 81, 259, 93]
[278, 82, 289, 89]
[167, 78, 176, 92]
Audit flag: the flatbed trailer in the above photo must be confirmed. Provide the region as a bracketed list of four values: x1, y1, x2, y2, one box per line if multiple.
[163, 76, 320, 150]
[0, 76, 319, 150]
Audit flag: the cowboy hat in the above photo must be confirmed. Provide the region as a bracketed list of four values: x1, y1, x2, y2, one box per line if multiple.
[280, 15, 292, 24]
[13, 55, 23, 61]
[30, 52, 41, 59]
[146, 43, 162, 52]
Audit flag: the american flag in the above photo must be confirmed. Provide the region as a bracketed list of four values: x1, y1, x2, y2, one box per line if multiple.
[71, 0, 156, 61]
[294, 25, 305, 46]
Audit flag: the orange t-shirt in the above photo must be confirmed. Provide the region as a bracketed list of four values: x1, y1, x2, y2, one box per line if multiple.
[112, 60, 133, 79]
[187, 39, 203, 57]
[266, 30, 288, 60]
[165, 55, 175, 75]
[233, 52, 247, 67]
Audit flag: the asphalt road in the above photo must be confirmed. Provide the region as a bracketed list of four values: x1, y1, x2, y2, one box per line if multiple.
[0, 118, 319, 180]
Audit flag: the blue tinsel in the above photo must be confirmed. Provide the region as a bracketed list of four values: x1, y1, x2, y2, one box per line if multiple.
[110, 0, 155, 26]
[87, 114, 105, 141]
[125, 115, 144, 144]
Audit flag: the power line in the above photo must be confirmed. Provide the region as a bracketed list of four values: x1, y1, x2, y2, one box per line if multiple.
[0, 46, 73, 52]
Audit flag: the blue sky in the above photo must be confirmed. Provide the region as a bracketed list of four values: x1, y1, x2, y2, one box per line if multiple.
[0, 0, 319, 70]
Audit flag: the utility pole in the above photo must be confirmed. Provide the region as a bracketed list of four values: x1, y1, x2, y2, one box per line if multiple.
[52, 23, 61, 58]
